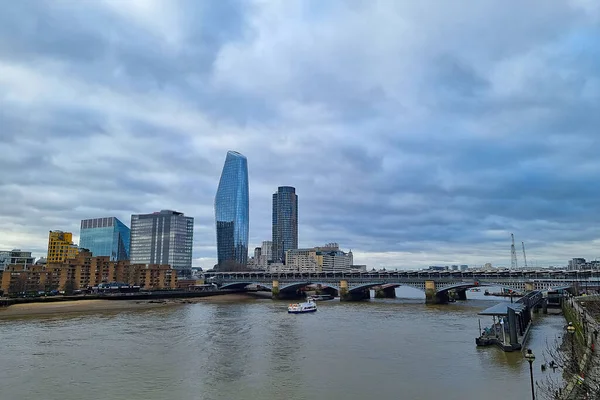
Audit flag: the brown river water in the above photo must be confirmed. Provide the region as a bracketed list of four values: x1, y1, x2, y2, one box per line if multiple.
[0, 288, 565, 400]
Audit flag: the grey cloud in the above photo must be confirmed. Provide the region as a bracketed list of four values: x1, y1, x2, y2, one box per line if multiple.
[1, 1, 600, 268]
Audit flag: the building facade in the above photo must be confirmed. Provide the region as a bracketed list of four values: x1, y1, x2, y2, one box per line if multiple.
[130, 210, 194, 275]
[0, 250, 35, 271]
[285, 243, 353, 273]
[47, 231, 80, 263]
[272, 186, 298, 263]
[0, 251, 178, 294]
[215, 151, 249, 270]
[79, 217, 130, 261]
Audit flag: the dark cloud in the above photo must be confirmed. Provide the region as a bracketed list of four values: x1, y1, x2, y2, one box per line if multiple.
[0, 1, 599, 268]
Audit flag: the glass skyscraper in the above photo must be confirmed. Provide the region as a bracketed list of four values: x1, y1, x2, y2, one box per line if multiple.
[129, 210, 194, 275]
[272, 186, 298, 263]
[79, 217, 130, 261]
[215, 151, 249, 270]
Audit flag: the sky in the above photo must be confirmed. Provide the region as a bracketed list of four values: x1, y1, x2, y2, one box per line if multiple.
[1, 0, 600, 269]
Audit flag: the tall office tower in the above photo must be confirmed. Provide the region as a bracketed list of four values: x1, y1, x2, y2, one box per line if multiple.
[47, 231, 80, 263]
[79, 217, 130, 261]
[215, 151, 249, 270]
[272, 186, 298, 263]
[130, 210, 194, 276]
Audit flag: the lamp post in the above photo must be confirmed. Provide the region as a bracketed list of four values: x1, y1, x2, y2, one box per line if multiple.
[567, 322, 576, 372]
[524, 348, 536, 400]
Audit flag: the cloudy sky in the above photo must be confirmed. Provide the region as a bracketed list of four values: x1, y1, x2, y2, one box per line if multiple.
[1, 0, 599, 269]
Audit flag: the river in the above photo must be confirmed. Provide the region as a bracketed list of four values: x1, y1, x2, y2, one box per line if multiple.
[0, 288, 565, 400]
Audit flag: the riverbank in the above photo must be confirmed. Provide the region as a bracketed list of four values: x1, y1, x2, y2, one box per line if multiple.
[0, 293, 258, 318]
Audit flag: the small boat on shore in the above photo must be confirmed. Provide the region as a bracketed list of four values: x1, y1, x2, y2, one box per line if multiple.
[470, 288, 481, 292]
[288, 299, 317, 314]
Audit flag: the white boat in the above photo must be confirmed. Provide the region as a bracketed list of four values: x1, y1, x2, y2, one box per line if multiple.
[288, 299, 317, 314]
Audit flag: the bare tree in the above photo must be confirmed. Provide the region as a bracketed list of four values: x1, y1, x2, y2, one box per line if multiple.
[537, 299, 600, 399]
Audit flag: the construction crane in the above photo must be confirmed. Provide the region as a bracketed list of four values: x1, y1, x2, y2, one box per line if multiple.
[522, 242, 528, 269]
[510, 233, 518, 269]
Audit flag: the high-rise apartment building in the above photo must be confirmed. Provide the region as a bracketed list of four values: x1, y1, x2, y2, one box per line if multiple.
[215, 151, 249, 270]
[272, 186, 298, 263]
[129, 210, 194, 276]
[79, 217, 130, 261]
[47, 231, 79, 263]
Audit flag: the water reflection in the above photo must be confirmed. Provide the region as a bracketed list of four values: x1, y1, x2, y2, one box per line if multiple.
[0, 297, 567, 400]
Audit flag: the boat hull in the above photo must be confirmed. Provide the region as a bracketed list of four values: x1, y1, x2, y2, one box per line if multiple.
[288, 309, 317, 314]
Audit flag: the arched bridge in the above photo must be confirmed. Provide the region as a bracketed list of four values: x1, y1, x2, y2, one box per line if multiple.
[204, 270, 586, 303]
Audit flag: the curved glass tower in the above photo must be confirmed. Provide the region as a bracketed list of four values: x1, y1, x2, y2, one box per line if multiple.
[215, 151, 249, 270]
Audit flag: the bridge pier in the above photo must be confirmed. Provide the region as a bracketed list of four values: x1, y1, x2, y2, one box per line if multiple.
[525, 282, 534, 292]
[375, 286, 396, 299]
[340, 280, 370, 301]
[425, 280, 449, 304]
[456, 289, 467, 301]
[272, 280, 279, 299]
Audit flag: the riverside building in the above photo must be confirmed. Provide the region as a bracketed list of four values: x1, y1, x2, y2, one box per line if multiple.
[47, 231, 80, 263]
[79, 217, 130, 261]
[130, 210, 194, 277]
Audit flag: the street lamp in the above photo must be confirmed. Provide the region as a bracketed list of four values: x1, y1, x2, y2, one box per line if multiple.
[567, 322, 576, 372]
[524, 348, 536, 400]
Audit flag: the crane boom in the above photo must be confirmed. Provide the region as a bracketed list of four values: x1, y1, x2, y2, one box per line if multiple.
[522, 242, 528, 269]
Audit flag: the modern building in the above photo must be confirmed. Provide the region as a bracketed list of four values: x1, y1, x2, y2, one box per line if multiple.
[0, 249, 35, 271]
[130, 210, 194, 276]
[215, 151, 249, 270]
[272, 186, 298, 263]
[79, 217, 130, 261]
[47, 231, 80, 263]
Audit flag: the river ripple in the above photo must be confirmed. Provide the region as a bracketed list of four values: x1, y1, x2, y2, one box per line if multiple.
[0, 290, 564, 400]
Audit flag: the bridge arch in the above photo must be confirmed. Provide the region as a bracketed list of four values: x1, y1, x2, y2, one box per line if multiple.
[279, 282, 341, 292]
[219, 282, 273, 290]
[436, 282, 524, 295]
[347, 282, 426, 293]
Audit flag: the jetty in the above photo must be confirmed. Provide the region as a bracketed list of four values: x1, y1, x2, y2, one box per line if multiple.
[475, 291, 543, 352]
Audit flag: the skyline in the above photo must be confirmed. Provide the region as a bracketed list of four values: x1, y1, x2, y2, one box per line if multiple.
[1, 1, 600, 269]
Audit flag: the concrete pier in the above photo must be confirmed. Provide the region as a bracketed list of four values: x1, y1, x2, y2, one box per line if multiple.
[375, 287, 396, 299]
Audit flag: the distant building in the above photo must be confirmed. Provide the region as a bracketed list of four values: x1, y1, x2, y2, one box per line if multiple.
[0, 251, 178, 295]
[130, 210, 194, 276]
[428, 266, 446, 271]
[285, 243, 354, 273]
[350, 265, 367, 272]
[79, 217, 130, 261]
[484, 263, 493, 269]
[47, 231, 80, 263]
[460, 265, 469, 271]
[272, 186, 298, 263]
[215, 151, 249, 270]
[286, 248, 320, 272]
[568, 258, 586, 271]
[259, 241, 273, 268]
[0, 249, 35, 271]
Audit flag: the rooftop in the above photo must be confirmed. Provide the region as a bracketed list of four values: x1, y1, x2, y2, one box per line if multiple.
[478, 302, 526, 316]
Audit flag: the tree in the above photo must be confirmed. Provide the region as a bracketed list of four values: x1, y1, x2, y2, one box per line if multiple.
[8, 274, 27, 295]
[63, 278, 76, 296]
[537, 298, 600, 399]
